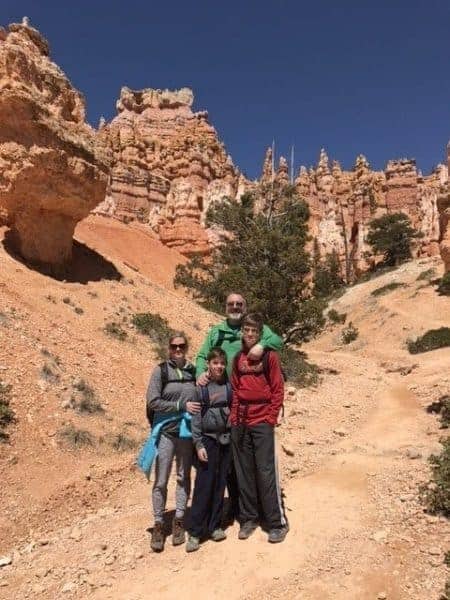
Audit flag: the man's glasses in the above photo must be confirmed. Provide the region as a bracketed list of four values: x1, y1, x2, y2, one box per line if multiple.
[226, 301, 244, 307]
[169, 343, 186, 350]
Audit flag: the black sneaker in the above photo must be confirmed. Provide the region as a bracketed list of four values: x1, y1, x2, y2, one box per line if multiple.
[238, 521, 258, 540]
[268, 526, 289, 543]
[150, 522, 165, 552]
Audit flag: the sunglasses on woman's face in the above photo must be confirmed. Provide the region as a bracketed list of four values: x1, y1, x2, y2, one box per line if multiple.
[169, 343, 186, 350]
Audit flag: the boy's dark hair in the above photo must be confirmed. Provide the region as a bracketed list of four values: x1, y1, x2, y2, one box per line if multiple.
[207, 347, 227, 363]
[242, 312, 264, 333]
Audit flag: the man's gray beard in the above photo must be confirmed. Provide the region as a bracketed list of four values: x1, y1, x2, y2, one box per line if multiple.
[227, 312, 243, 325]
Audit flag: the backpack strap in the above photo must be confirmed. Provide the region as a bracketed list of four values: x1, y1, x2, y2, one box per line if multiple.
[262, 350, 271, 384]
[199, 385, 210, 410]
[225, 381, 232, 405]
[159, 362, 169, 390]
[160, 362, 196, 386]
[146, 362, 168, 426]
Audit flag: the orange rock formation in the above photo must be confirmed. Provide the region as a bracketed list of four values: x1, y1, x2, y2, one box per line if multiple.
[95, 87, 240, 255]
[438, 143, 450, 272]
[286, 149, 448, 279]
[0, 18, 111, 270]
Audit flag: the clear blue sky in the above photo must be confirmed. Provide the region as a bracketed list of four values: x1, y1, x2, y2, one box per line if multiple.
[3, 0, 450, 179]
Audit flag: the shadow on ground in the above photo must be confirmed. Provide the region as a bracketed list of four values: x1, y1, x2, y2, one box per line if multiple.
[3, 232, 122, 284]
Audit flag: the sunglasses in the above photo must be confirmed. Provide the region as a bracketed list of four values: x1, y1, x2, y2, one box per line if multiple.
[226, 301, 244, 307]
[169, 343, 187, 350]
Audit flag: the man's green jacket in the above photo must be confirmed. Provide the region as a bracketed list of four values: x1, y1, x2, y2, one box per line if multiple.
[196, 320, 283, 377]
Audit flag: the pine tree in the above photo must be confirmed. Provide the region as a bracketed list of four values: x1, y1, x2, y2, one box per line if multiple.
[367, 213, 421, 266]
[174, 186, 325, 342]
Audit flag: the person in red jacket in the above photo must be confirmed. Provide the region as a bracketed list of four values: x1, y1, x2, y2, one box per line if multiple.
[230, 312, 288, 544]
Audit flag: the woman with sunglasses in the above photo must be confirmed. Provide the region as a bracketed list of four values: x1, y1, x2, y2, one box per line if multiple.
[146, 333, 200, 552]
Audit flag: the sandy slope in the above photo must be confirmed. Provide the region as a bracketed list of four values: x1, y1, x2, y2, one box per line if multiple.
[0, 220, 449, 599]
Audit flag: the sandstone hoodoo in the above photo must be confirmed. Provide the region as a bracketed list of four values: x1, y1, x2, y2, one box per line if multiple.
[438, 143, 450, 273]
[96, 86, 241, 255]
[0, 18, 111, 270]
[287, 149, 448, 279]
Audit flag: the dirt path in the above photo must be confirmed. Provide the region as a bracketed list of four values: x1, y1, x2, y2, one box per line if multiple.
[92, 382, 422, 600]
[2, 344, 448, 600]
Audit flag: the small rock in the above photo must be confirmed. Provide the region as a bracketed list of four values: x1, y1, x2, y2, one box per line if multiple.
[305, 439, 315, 445]
[333, 428, 347, 437]
[428, 546, 441, 556]
[282, 444, 295, 457]
[104, 555, 115, 566]
[371, 530, 388, 543]
[38, 538, 50, 546]
[0, 556, 12, 568]
[69, 527, 82, 542]
[62, 582, 76, 593]
[405, 447, 422, 460]
[377, 593, 387, 600]
[286, 386, 296, 397]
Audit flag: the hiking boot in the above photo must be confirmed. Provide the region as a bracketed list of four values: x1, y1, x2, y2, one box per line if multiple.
[185, 535, 200, 553]
[172, 517, 185, 546]
[238, 521, 258, 540]
[150, 522, 165, 552]
[211, 528, 227, 542]
[268, 526, 289, 544]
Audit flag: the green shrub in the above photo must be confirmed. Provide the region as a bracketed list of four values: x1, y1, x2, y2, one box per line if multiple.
[427, 395, 450, 428]
[327, 309, 347, 324]
[416, 268, 436, 281]
[59, 424, 95, 448]
[104, 432, 138, 452]
[0, 382, 14, 442]
[104, 321, 128, 341]
[371, 282, 407, 297]
[40, 363, 60, 383]
[280, 347, 319, 388]
[76, 396, 104, 415]
[407, 328, 450, 354]
[423, 436, 450, 516]
[71, 379, 103, 414]
[438, 272, 450, 296]
[132, 312, 180, 359]
[441, 579, 450, 600]
[341, 322, 359, 344]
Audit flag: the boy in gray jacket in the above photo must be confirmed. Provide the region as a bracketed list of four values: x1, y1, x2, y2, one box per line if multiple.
[186, 348, 232, 552]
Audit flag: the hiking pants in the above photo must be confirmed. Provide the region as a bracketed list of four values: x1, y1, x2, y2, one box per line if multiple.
[152, 434, 193, 523]
[231, 423, 287, 530]
[226, 456, 240, 519]
[188, 436, 231, 538]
